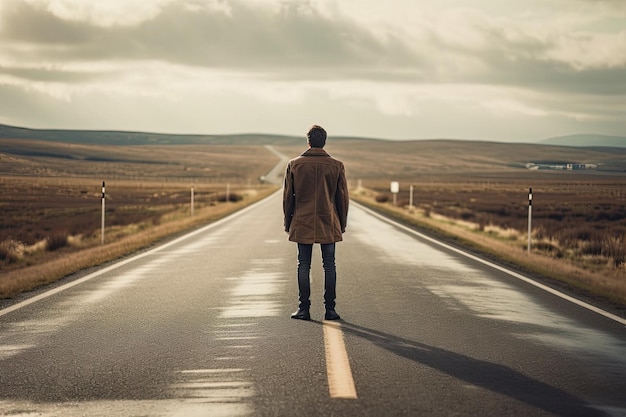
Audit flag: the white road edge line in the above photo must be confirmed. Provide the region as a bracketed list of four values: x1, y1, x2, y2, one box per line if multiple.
[323, 320, 358, 399]
[353, 201, 626, 327]
[0, 191, 281, 318]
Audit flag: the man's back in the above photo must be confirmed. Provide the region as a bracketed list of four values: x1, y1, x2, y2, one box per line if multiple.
[283, 147, 349, 244]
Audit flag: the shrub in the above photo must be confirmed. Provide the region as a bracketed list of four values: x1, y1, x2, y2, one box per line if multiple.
[459, 211, 475, 221]
[375, 193, 390, 203]
[603, 235, 626, 269]
[534, 240, 564, 258]
[24, 240, 47, 255]
[0, 239, 25, 263]
[558, 226, 599, 250]
[229, 192, 243, 202]
[547, 213, 565, 221]
[67, 235, 83, 247]
[534, 240, 558, 253]
[46, 233, 69, 251]
[215, 192, 243, 203]
[580, 239, 603, 256]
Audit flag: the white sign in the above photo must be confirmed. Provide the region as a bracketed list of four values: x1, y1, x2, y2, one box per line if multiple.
[390, 181, 399, 193]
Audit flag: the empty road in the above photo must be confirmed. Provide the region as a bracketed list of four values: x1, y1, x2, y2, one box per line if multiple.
[1, 191, 625, 417]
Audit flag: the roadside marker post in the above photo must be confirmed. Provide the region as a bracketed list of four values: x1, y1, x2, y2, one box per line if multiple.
[101, 181, 105, 244]
[409, 184, 414, 210]
[527, 187, 532, 253]
[390, 181, 399, 206]
[191, 185, 195, 216]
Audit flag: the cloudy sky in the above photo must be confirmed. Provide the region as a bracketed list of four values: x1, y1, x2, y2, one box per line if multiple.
[0, 0, 625, 142]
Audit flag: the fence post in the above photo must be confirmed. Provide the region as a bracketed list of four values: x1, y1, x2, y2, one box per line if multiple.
[191, 185, 195, 216]
[101, 181, 106, 244]
[527, 187, 532, 253]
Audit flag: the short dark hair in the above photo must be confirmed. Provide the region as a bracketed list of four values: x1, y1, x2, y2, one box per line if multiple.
[307, 125, 327, 148]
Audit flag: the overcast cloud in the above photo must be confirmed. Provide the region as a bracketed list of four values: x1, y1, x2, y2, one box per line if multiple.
[0, 0, 625, 141]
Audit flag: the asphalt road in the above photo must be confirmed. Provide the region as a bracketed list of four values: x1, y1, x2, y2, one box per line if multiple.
[1, 191, 625, 417]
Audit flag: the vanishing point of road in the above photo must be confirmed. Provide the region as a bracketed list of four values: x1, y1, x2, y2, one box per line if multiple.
[1, 190, 625, 416]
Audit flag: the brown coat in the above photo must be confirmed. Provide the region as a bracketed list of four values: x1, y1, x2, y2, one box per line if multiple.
[283, 148, 349, 244]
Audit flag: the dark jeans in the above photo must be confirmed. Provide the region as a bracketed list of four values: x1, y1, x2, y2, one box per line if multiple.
[297, 243, 336, 310]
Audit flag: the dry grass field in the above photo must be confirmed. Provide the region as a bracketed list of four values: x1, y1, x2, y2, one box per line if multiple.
[0, 138, 274, 181]
[0, 176, 270, 266]
[2, 134, 626, 313]
[0, 138, 279, 298]
[293, 139, 626, 310]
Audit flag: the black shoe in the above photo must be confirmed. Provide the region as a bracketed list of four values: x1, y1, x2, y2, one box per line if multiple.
[291, 308, 310, 320]
[324, 309, 341, 320]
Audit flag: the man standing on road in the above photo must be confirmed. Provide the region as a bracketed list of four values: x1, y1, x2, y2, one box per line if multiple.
[283, 125, 349, 321]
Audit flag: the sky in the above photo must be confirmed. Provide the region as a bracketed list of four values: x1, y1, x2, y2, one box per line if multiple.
[0, 0, 625, 142]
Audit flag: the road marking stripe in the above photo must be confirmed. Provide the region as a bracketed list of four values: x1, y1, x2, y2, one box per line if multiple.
[323, 321, 357, 399]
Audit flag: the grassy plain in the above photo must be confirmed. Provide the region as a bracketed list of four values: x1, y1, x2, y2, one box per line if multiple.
[302, 139, 626, 310]
[2, 135, 626, 314]
[0, 138, 278, 298]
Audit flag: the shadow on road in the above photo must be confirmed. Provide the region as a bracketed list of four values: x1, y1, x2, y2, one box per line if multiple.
[337, 321, 605, 417]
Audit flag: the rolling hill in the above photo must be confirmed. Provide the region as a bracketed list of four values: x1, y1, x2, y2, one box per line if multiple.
[540, 134, 626, 148]
[2, 124, 626, 180]
[0, 123, 301, 146]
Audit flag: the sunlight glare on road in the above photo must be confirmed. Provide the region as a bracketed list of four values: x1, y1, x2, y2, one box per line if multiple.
[350, 207, 474, 270]
[219, 259, 286, 319]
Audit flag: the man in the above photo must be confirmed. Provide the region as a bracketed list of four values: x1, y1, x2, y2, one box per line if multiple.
[283, 125, 349, 321]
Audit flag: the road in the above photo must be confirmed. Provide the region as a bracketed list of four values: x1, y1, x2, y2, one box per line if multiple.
[1, 191, 625, 417]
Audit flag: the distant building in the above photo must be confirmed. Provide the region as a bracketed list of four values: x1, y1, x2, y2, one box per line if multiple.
[526, 162, 595, 171]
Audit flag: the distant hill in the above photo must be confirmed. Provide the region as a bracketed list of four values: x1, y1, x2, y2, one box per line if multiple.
[3, 124, 626, 177]
[0, 123, 302, 146]
[540, 134, 626, 148]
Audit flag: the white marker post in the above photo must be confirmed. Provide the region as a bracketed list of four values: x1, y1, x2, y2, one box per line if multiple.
[527, 187, 532, 253]
[191, 185, 195, 216]
[390, 181, 399, 206]
[409, 184, 414, 210]
[101, 181, 106, 244]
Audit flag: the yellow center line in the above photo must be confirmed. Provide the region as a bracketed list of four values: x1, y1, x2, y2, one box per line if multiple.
[323, 321, 358, 399]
